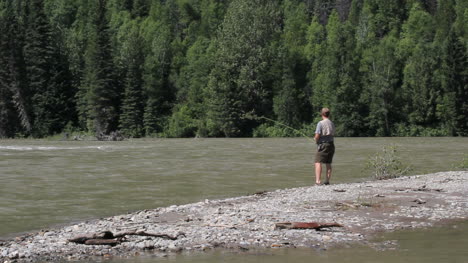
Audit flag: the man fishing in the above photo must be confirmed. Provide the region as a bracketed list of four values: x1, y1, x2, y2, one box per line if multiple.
[314, 108, 335, 185]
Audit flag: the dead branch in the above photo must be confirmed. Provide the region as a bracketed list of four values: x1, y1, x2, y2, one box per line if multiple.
[275, 222, 343, 230]
[84, 239, 121, 246]
[68, 230, 184, 245]
[114, 230, 184, 240]
[68, 231, 114, 244]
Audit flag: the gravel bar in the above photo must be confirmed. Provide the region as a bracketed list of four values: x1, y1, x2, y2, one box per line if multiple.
[1, 171, 467, 262]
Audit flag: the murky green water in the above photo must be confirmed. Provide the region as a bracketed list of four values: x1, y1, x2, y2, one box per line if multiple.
[0, 137, 466, 239]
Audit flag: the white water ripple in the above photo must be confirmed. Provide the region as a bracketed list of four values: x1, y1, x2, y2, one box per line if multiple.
[0, 145, 111, 151]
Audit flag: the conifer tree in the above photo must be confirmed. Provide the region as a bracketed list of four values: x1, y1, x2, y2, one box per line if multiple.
[168, 37, 215, 137]
[0, 2, 16, 137]
[79, 0, 120, 136]
[119, 21, 144, 137]
[438, 29, 468, 136]
[206, 0, 281, 137]
[141, 6, 173, 136]
[398, 3, 438, 133]
[274, 0, 311, 128]
[360, 32, 402, 136]
[21, 0, 73, 137]
[0, 1, 31, 136]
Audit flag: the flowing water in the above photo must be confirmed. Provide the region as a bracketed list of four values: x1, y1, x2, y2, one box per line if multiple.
[1, 137, 467, 261]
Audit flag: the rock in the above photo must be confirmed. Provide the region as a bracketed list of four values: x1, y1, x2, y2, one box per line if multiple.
[1, 249, 9, 257]
[8, 251, 19, 259]
[167, 244, 179, 251]
[413, 199, 426, 204]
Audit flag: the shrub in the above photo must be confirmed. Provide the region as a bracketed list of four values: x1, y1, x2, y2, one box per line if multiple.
[455, 154, 468, 170]
[366, 145, 412, 180]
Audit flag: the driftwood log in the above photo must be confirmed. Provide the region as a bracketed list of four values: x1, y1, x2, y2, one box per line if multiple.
[84, 239, 121, 246]
[68, 230, 184, 246]
[275, 222, 343, 230]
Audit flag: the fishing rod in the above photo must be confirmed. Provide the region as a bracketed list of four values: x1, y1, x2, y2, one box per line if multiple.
[243, 112, 316, 144]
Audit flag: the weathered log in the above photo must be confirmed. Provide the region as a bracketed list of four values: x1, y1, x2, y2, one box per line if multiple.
[275, 222, 343, 230]
[84, 239, 120, 246]
[113, 230, 184, 240]
[68, 231, 114, 244]
[68, 230, 184, 245]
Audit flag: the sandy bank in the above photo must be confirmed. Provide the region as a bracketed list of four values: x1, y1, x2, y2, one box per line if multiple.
[1, 171, 467, 262]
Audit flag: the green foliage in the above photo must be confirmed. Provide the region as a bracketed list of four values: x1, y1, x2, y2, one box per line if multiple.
[253, 123, 292, 138]
[206, 0, 282, 137]
[454, 153, 468, 170]
[253, 122, 316, 139]
[78, 0, 120, 136]
[118, 20, 145, 138]
[360, 31, 402, 136]
[392, 124, 449, 137]
[398, 4, 439, 129]
[165, 104, 198, 137]
[366, 145, 412, 180]
[0, 0, 467, 138]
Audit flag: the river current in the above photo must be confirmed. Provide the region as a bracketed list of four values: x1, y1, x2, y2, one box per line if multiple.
[1, 137, 467, 262]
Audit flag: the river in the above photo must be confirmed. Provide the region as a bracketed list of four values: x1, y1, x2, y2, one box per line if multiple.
[1, 137, 467, 261]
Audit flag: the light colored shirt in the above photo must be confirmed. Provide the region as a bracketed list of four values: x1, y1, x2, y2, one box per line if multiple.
[315, 119, 335, 143]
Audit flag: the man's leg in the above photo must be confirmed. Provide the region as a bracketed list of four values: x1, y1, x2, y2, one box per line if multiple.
[315, 162, 322, 184]
[324, 163, 332, 184]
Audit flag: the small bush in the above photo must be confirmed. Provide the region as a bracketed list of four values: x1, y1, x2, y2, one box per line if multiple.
[252, 122, 316, 139]
[392, 124, 449, 136]
[455, 154, 468, 170]
[366, 145, 412, 180]
[252, 123, 292, 137]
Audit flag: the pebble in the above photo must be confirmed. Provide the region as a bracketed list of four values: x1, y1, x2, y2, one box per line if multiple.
[8, 251, 18, 260]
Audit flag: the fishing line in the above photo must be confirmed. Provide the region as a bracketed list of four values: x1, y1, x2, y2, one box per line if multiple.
[243, 112, 316, 144]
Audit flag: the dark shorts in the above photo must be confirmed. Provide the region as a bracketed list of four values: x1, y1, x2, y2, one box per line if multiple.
[315, 142, 335, 164]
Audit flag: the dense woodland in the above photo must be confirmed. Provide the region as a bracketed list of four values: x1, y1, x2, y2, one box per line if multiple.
[0, 0, 466, 139]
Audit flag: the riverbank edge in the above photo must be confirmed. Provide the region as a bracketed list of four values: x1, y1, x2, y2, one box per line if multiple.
[1, 171, 467, 263]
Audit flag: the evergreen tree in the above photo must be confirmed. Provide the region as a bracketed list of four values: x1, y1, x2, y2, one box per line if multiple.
[20, 0, 74, 137]
[333, 20, 363, 136]
[274, 0, 311, 128]
[309, 11, 341, 112]
[168, 37, 215, 137]
[131, 0, 149, 18]
[437, 29, 468, 136]
[199, 0, 227, 37]
[0, 1, 31, 136]
[119, 21, 144, 137]
[141, 5, 174, 136]
[0, 2, 18, 137]
[78, 0, 120, 136]
[206, 0, 282, 137]
[360, 32, 402, 136]
[398, 3, 438, 134]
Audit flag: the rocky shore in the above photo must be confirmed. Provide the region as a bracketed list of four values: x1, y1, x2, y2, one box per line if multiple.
[1, 171, 467, 262]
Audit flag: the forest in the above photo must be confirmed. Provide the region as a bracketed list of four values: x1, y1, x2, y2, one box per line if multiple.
[0, 0, 466, 139]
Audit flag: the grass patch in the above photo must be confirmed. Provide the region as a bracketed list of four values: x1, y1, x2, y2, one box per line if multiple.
[454, 153, 468, 170]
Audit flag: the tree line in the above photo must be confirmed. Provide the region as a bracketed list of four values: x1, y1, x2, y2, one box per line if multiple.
[0, 0, 466, 139]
